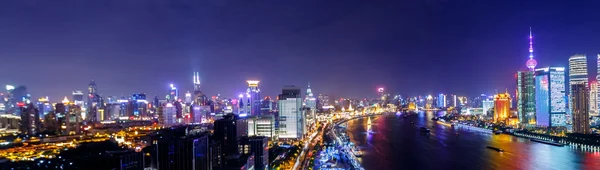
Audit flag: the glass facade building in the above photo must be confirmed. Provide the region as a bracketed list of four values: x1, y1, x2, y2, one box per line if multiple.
[517, 71, 536, 125]
[535, 67, 567, 127]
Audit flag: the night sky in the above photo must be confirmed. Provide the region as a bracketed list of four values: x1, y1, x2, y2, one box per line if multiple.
[1, 0, 600, 101]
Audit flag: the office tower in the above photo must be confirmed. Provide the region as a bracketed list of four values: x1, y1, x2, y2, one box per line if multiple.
[239, 136, 269, 170]
[6, 85, 29, 115]
[43, 111, 59, 134]
[569, 54, 588, 87]
[213, 114, 243, 159]
[19, 103, 40, 134]
[185, 91, 192, 104]
[72, 90, 84, 106]
[105, 103, 120, 120]
[591, 81, 599, 117]
[571, 83, 590, 134]
[174, 101, 183, 123]
[452, 94, 457, 107]
[164, 103, 177, 126]
[168, 84, 179, 102]
[278, 86, 304, 139]
[247, 80, 261, 116]
[132, 93, 148, 117]
[154, 128, 211, 170]
[36, 97, 51, 118]
[260, 97, 273, 115]
[483, 99, 494, 116]
[493, 93, 511, 123]
[535, 67, 567, 127]
[193, 72, 207, 105]
[87, 80, 98, 108]
[437, 93, 446, 108]
[304, 83, 316, 110]
[64, 104, 82, 135]
[517, 71, 536, 125]
[248, 115, 275, 138]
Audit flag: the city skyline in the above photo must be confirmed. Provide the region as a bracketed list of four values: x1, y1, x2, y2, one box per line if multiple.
[2, 1, 600, 100]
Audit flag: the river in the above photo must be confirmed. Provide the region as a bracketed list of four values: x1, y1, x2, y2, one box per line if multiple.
[344, 111, 600, 170]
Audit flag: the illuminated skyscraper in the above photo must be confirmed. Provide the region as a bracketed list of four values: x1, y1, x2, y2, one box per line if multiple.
[278, 86, 304, 139]
[192, 72, 207, 105]
[493, 93, 511, 123]
[517, 71, 536, 125]
[87, 80, 98, 108]
[590, 81, 598, 117]
[437, 93, 446, 108]
[596, 54, 600, 116]
[571, 83, 590, 134]
[132, 93, 148, 117]
[247, 80, 261, 116]
[168, 84, 179, 102]
[19, 103, 40, 134]
[569, 54, 588, 87]
[304, 83, 316, 110]
[535, 67, 567, 127]
[72, 90, 84, 106]
[184, 91, 192, 104]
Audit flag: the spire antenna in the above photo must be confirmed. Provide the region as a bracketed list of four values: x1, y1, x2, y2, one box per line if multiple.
[525, 27, 538, 71]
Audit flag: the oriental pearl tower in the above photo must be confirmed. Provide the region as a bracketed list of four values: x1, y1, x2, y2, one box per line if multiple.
[526, 27, 537, 71]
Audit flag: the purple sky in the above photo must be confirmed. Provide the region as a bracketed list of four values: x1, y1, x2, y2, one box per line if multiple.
[1, 0, 600, 101]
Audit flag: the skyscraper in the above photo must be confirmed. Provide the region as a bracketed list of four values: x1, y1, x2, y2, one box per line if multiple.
[239, 136, 269, 170]
[590, 81, 598, 117]
[19, 103, 40, 134]
[247, 80, 261, 116]
[192, 72, 207, 105]
[6, 85, 29, 115]
[517, 71, 536, 125]
[304, 83, 316, 110]
[153, 128, 211, 170]
[87, 80, 98, 108]
[132, 93, 148, 117]
[493, 93, 511, 123]
[277, 86, 304, 139]
[571, 83, 590, 134]
[535, 67, 567, 127]
[168, 84, 179, 102]
[437, 93, 446, 108]
[213, 114, 243, 159]
[72, 90, 84, 106]
[569, 54, 589, 87]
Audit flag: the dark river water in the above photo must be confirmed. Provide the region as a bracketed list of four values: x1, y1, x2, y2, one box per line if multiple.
[345, 111, 600, 170]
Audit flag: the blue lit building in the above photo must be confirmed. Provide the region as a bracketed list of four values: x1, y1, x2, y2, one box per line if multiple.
[437, 93, 446, 108]
[535, 67, 567, 127]
[132, 93, 147, 117]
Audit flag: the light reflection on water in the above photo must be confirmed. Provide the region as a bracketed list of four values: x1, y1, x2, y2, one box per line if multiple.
[344, 111, 600, 170]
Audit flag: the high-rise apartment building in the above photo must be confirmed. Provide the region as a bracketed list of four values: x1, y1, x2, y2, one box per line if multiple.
[535, 67, 567, 127]
[571, 83, 590, 134]
[590, 81, 598, 117]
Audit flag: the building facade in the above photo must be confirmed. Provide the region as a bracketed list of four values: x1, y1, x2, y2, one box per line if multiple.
[590, 81, 598, 117]
[493, 93, 511, 123]
[247, 80, 261, 116]
[277, 86, 304, 139]
[517, 71, 536, 125]
[571, 83, 590, 134]
[535, 67, 567, 127]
